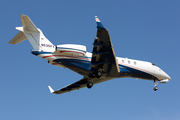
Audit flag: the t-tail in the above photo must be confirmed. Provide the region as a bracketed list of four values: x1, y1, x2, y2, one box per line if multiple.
[9, 14, 55, 53]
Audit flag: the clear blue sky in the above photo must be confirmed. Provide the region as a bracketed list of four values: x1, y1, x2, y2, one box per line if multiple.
[1, 0, 180, 120]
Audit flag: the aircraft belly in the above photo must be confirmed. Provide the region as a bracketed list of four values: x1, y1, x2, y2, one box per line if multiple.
[53, 59, 92, 76]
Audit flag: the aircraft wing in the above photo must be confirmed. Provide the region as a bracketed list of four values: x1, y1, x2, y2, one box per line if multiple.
[48, 78, 88, 94]
[91, 16, 120, 77]
[49, 16, 120, 94]
[48, 77, 112, 94]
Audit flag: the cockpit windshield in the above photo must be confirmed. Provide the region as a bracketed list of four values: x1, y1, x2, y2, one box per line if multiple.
[152, 63, 157, 66]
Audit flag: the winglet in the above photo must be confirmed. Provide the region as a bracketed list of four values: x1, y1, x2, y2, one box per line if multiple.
[95, 16, 105, 29]
[48, 86, 54, 93]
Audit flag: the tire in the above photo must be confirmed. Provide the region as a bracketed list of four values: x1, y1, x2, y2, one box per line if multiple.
[153, 86, 158, 91]
[97, 71, 102, 78]
[87, 82, 93, 89]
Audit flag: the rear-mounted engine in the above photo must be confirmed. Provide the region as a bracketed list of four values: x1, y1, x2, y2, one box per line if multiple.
[55, 44, 87, 57]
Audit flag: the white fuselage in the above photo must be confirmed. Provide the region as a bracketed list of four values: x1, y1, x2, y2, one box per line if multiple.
[33, 51, 171, 82]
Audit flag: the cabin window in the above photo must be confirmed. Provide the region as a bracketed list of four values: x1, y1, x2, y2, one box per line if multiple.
[128, 61, 130, 64]
[122, 60, 124, 63]
[134, 61, 137, 65]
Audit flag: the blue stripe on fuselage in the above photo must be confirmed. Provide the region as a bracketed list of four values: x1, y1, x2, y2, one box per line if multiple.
[31, 50, 156, 80]
[54, 58, 155, 79]
[53, 58, 91, 70]
[119, 64, 157, 80]
[31, 51, 52, 55]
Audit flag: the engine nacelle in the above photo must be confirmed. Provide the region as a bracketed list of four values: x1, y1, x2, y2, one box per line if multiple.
[55, 44, 86, 57]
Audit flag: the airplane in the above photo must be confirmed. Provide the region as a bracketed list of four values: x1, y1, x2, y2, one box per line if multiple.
[9, 14, 171, 94]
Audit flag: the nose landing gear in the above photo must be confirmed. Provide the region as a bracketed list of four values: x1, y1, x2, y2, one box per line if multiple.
[153, 86, 158, 91]
[153, 80, 158, 91]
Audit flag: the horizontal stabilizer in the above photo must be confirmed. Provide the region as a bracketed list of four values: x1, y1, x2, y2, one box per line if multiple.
[20, 14, 39, 32]
[9, 31, 27, 44]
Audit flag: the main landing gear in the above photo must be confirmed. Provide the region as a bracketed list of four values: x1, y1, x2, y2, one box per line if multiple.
[153, 80, 158, 91]
[87, 71, 102, 89]
[96, 71, 102, 78]
[87, 82, 93, 89]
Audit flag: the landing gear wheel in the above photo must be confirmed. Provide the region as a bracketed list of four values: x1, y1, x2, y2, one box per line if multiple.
[97, 71, 102, 78]
[87, 82, 93, 89]
[153, 86, 158, 91]
[153, 79, 158, 91]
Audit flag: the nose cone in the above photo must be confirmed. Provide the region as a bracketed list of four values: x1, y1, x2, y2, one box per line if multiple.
[154, 65, 171, 81]
[158, 67, 171, 81]
[163, 71, 171, 81]
[166, 74, 171, 80]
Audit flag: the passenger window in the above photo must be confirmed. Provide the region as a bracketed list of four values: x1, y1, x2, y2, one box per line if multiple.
[122, 60, 124, 63]
[128, 61, 130, 64]
[134, 61, 137, 65]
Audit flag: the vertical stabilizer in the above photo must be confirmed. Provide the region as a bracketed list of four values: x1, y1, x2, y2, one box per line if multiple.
[9, 14, 55, 52]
